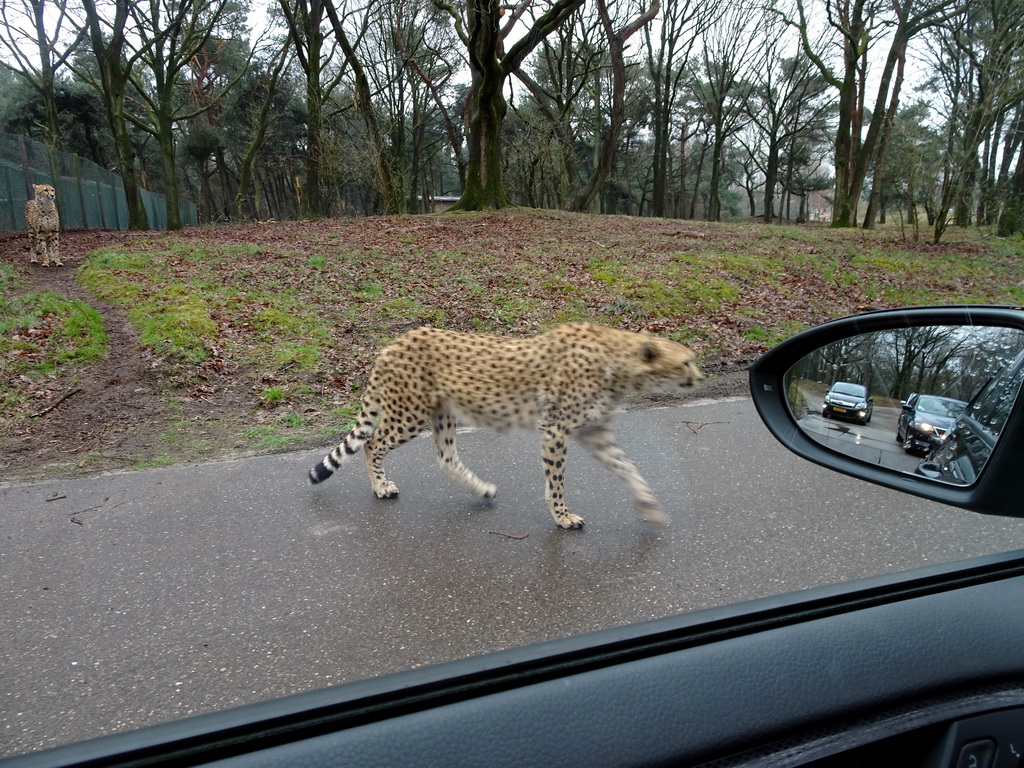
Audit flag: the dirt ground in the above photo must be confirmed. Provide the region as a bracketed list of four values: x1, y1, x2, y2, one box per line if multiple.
[1, 229, 751, 484]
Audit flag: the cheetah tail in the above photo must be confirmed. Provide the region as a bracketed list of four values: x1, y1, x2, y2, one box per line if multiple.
[308, 413, 376, 484]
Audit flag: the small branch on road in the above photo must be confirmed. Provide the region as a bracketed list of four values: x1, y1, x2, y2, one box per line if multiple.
[31, 387, 82, 418]
[678, 420, 728, 435]
[488, 531, 529, 540]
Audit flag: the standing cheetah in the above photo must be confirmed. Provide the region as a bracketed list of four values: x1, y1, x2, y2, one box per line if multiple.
[309, 322, 703, 529]
[25, 184, 62, 267]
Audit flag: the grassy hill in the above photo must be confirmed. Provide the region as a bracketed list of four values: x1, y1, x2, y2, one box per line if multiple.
[3, 210, 1023, 481]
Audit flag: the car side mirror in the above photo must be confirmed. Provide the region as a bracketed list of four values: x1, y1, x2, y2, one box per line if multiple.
[749, 306, 1024, 517]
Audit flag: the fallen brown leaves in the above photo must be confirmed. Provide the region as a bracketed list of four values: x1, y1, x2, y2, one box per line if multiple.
[1, 210, 1020, 482]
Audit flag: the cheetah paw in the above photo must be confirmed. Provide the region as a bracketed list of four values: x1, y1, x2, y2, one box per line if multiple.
[556, 513, 585, 530]
[480, 483, 498, 499]
[373, 482, 399, 499]
[638, 502, 669, 526]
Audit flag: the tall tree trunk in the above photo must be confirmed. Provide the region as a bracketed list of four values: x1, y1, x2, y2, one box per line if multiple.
[762, 141, 780, 223]
[79, 0, 149, 230]
[568, 0, 659, 213]
[235, 46, 289, 220]
[156, 108, 182, 230]
[863, 43, 907, 229]
[450, 0, 510, 210]
[324, 0, 404, 213]
[438, 0, 585, 211]
[998, 142, 1024, 236]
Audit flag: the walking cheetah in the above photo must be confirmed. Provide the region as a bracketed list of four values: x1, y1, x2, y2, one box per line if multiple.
[25, 184, 62, 267]
[309, 322, 702, 529]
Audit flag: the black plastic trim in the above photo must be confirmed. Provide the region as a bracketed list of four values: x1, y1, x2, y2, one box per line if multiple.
[7, 548, 1024, 768]
[749, 305, 1024, 515]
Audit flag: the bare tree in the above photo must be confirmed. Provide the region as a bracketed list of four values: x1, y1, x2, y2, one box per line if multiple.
[568, 0, 659, 212]
[691, 3, 756, 221]
[925, 0, 1024, 240]
[277, 0, 344, 217]
[393, 0, 467, 199]
[513, 10, 604, 208]
[433, 0, 586, 210]
[73, 0, 150, 230]
[125, 0, 248, 229]
[0, 0, 84, 146]
[643, 0, 721, 217]
[778, 0, 959, 228]
[233, 42, 292, 219]
[744, 12, 833, 223]
[321, 0, 405, 214]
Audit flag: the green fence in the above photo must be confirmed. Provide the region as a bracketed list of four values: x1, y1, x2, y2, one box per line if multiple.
[0, 133, 197, 232]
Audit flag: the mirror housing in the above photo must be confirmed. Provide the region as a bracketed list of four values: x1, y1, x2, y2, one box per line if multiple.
[749, 306, 1024, 517]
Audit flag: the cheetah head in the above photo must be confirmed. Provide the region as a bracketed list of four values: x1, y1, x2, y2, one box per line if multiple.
[635, 336, 703, 393]
[33, 184, 56, 201]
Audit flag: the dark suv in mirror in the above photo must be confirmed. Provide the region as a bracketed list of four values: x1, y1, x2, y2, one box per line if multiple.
[821, 381, 873, 425]
[896, 393, 967, 455]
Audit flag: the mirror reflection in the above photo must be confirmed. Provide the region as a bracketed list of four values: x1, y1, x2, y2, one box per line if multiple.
[785, 325, 1024, 484]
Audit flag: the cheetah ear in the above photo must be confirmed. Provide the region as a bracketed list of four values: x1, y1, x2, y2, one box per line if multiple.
[641, 341, 660, 362]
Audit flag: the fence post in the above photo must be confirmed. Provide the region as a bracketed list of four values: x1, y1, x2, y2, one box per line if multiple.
[73, 153, 88, 228]
[18, 135, 31, 196]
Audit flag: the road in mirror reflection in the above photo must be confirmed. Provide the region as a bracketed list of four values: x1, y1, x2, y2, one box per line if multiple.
[784, 324, 1024, 478]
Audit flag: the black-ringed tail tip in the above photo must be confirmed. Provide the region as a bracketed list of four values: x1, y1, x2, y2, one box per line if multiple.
[309, 461, 336, 484]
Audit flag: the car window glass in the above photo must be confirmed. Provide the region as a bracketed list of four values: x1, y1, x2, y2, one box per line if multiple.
[9, 317, 1024, 761]
[973, 356, 1024, 439]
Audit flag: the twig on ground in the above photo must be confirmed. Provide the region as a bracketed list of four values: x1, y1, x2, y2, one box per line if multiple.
[31, 388, 82, 418]
[678, 420, 728, 435]
[488, 531, 529, 540]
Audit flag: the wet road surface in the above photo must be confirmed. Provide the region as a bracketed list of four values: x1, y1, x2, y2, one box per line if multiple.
[4, 396, 1024, 757]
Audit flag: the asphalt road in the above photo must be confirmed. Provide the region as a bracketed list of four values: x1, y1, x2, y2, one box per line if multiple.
[4, 396, 1024, 757]
[800, 404, 924, 472]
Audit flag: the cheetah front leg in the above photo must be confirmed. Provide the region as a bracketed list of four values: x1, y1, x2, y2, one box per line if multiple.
[39, 235, 53, 267]
[539, 421, 584, 529]
[29, 233, 41, 264]
[47, 232, 62, 266]
[575, 422, 668, 525]
[431, 407, 497, 499]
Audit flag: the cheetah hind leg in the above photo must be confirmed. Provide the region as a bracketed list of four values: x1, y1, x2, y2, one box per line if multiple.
[432, 408, 497, 499]
[360, 409, 433, 499]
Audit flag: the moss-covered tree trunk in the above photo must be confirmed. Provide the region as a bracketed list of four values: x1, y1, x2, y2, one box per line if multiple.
[80, 0, 149, 231]
[439, 0, 585, 212]
[998, 144, 1024, 236]
[448, 0, 509, 211]
[455, 67, 511, 211]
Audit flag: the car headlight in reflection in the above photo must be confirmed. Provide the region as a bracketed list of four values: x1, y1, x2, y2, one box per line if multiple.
[915, 421, 935, 433]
